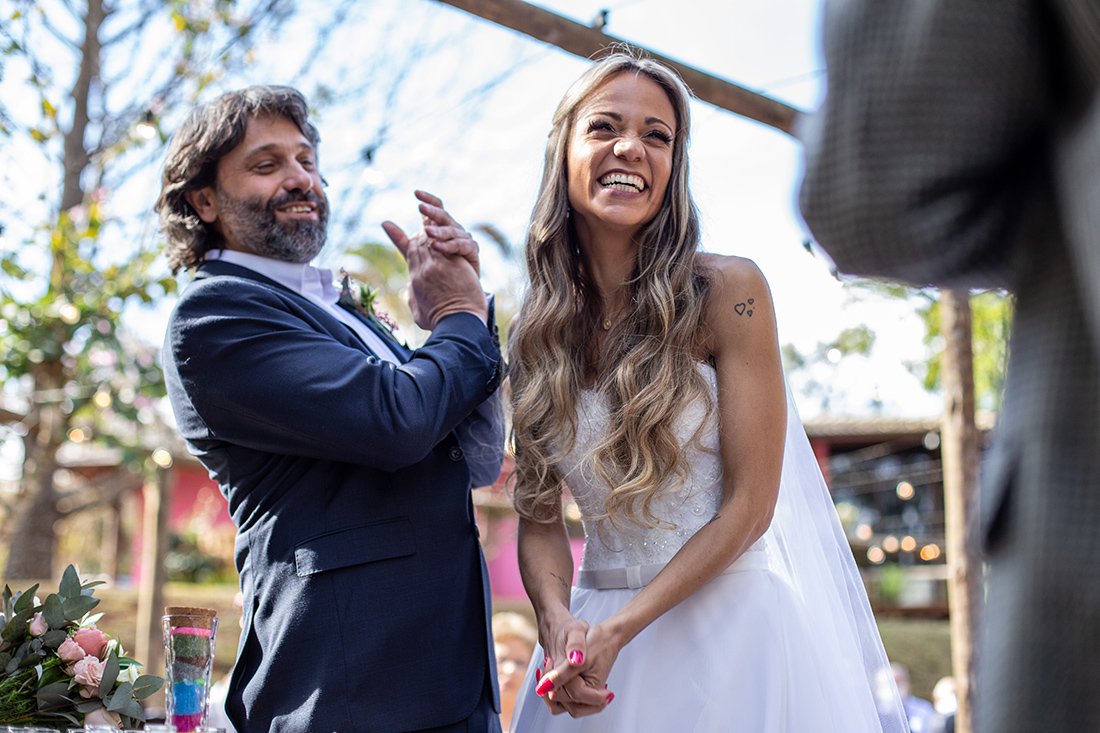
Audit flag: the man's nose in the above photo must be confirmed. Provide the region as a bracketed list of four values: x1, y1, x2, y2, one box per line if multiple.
[283, 162, 315, 193]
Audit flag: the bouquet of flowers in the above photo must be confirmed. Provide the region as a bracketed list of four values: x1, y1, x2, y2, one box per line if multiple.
[0, 565, 163, 729]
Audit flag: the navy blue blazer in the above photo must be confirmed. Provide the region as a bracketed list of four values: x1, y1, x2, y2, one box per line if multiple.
[163, 260, 504, 732]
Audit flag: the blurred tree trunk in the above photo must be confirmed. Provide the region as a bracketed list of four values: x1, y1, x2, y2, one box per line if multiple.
[5, 368, 66, 580]
[3, 0, 105, 582]
[940, 289, 982, 733]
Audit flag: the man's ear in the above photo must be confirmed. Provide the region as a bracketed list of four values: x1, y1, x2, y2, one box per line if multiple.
[185, 186, 220, 224]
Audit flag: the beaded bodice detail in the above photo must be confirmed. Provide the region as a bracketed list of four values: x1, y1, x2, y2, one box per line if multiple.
[560, 364, 765, 571]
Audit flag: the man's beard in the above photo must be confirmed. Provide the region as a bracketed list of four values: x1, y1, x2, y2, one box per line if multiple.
[215, 188, 329, 263]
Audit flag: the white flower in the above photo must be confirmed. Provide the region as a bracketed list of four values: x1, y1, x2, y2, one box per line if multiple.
[119, 663, 143, 685]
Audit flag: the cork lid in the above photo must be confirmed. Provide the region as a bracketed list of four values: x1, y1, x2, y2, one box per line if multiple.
[165, 605, 218, 629]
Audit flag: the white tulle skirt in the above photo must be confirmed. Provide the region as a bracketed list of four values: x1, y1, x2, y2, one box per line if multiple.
[510, 565, 886, 733]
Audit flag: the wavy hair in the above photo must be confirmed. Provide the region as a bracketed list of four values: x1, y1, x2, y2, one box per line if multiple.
[156, 85, 320, 274]
[510, 52, 713, 528]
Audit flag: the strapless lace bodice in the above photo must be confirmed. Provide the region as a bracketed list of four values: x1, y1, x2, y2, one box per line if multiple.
[559, 364, 765, 571]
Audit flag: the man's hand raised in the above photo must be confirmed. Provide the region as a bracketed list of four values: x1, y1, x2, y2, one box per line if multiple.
[383, 191, 488, 331]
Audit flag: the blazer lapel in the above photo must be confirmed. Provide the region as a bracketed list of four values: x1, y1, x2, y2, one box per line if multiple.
[194, 260, 405, 360]
[336, 301, 412, 361]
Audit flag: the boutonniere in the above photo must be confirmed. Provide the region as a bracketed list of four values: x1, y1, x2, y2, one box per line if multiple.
[339, 271, 397, 332]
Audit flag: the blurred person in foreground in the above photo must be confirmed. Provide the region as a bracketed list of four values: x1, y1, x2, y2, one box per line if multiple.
[157, 85, 504, 732]
[892, 662, 937, 733]
[800, 2, 1100, 731]
[505, 52, 908, 732]
[933, 676, 958, 733]
[492, 613, 538, 732]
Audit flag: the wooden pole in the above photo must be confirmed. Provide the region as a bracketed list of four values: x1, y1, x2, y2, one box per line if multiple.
[940, 289, 982, 733]
[434, 0, 804, 136]
[136, 468, 173, 681]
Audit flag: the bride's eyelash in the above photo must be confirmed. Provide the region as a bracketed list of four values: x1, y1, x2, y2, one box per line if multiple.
[587, 119, 615, 133]
[648, 130, 673, 144]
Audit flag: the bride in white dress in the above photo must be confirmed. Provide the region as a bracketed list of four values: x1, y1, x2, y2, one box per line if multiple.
[506, 53, 910, 732]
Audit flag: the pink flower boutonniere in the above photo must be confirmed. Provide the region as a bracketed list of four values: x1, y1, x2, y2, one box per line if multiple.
[339, 271, 397, 332]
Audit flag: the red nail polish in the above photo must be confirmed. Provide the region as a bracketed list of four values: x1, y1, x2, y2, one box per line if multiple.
[544, 654, 551, 668]
[535, 668, 542, 682]
[569, 650, 583, 665]
[536, 676, 555, 696]
[607, 692, 615, 704]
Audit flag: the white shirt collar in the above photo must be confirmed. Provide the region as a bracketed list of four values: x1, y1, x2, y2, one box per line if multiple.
[205, 249, 339, 303]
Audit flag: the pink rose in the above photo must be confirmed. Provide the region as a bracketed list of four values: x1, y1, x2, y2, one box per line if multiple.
[58, 638, 86, 663]
[72, 655, 105, 697]
[73, 627, 109, 659]
[82, 706, 121, 728]
[28, 612, 47, 637]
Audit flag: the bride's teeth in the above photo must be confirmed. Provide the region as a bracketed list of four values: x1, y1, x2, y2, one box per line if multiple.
[598, 173, 645, 192]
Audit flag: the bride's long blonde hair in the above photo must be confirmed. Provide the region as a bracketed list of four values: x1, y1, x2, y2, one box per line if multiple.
[509, 52, 714, 528]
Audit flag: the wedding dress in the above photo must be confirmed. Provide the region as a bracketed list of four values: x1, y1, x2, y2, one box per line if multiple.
[510, 364, 910, 733]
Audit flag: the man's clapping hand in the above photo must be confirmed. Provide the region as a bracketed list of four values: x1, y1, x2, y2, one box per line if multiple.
[382, 190, 488, 330]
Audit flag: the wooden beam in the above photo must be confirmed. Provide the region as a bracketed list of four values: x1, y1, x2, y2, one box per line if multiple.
[940, 289, 981, 733]
[434, 0, 804, 136]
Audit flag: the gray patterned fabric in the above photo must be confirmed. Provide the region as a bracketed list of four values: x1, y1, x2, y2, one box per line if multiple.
[799, 2, 1100, 731]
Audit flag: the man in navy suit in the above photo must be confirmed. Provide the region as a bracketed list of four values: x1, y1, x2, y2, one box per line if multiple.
[157, 86, 505, 732]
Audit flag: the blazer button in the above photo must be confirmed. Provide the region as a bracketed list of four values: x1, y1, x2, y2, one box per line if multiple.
[449, 445, 464, 462]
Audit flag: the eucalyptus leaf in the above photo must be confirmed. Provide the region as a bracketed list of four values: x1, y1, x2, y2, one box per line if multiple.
[13, 584, 39, 613]
[2, 606, 34, 641]
[36, 680, 75, 711]
[75, 699, 103, 713]
[54, 710, 81, 726]
[42, 629, 68, 648]
[41, 592, 64, 628]
[0, 651, 10, 669]
[99, 651, 119, 698]
[3, 584, 12, 619]
[106, 680, 133, 712]
[132, 674, 164, 699]
[124, 698, 144, 720]
[59, 565, 80, 599]
[61, 594, 99, 621]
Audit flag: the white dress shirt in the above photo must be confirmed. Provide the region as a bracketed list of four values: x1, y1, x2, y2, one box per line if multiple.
[206, 249, 400, 364]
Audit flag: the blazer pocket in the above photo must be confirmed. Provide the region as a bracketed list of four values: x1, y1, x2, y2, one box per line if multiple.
[294, 518, 415, 577]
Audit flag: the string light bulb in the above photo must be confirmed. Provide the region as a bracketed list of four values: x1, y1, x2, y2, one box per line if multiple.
[136, 110, 157, 140]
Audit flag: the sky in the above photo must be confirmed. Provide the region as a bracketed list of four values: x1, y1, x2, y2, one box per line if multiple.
[1, 0, 944, 419]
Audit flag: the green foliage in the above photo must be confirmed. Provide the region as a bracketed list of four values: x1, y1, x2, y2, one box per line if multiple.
[784, 276, 1013, 413]
[0, 205, 177, 474]
[0, 566, 163, 728]
[781, 325, 877, 411]
[913, 290, 1013, 412]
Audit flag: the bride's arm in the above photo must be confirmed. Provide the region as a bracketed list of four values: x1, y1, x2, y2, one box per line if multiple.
[518, 505, 612, 715]
[540, 255, 787, 699]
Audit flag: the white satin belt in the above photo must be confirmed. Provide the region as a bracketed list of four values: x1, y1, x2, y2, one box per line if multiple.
[575, 551, 770, 590]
